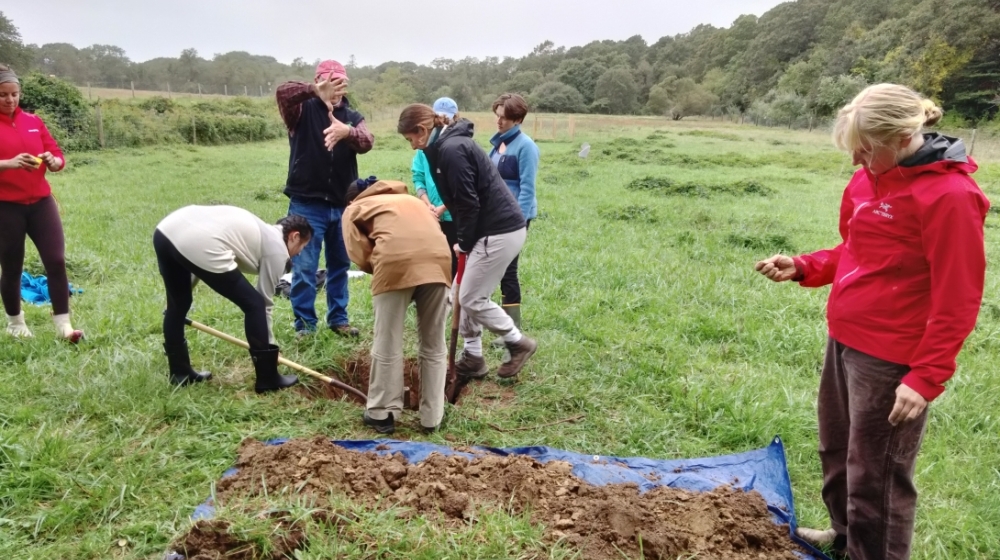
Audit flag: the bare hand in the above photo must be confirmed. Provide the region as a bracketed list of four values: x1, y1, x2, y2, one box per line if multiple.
[754, 254, 798, 282]
[453, 243, 466, 255]
[323, 116, 351, 150]
[39, 151, 61, 171]
[888, 384, 927, 426]
[315, 76, 347, 105]
[435, 205, 447, 218]
[5, 153, 40, 170]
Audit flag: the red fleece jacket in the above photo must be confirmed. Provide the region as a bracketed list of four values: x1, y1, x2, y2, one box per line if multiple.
[0, 107, 64, 204]
[794, 154, 988, 402]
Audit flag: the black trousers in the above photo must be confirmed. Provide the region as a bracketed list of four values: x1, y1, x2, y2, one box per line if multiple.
[0, 197, 69, 315]
[500, 219, 530, 305]
[440, 220, 459, 279]
[153, 229, 270, 350]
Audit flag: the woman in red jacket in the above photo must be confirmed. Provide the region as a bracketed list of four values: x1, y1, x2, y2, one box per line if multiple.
[755, 84, 988, 560]
[0, 65, 83, 341]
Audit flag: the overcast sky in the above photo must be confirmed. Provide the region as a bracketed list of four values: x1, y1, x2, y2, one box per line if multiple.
[7, 1, 786, 66]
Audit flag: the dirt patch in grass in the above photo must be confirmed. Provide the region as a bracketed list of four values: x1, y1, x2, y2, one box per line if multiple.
[199, 436, 805, 560]
[168, 517, 306, 560]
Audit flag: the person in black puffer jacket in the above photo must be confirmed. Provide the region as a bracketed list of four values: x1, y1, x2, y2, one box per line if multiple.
[391, 104, 537, 380]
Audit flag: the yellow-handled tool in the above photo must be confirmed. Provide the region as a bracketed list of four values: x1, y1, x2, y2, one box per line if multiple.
[184, 317, 367, 402]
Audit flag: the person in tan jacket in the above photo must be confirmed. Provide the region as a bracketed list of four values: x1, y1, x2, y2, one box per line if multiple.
[343, 179, 452, 434]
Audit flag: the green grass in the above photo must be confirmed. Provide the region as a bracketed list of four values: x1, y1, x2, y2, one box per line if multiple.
[2, 121, 999, 559]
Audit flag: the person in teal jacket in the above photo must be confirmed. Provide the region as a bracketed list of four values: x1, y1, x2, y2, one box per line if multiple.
[489, 93, 539, 334]
[412, 97, 460, 276]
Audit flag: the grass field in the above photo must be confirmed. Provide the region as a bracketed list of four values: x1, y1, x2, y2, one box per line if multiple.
[2, 113, 999, 559]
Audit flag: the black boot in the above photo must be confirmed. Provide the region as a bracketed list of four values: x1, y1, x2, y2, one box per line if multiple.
[251, 344, 298, 394]
[164, 342, 212, 386]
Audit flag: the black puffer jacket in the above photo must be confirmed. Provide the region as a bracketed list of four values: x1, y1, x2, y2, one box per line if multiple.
[423, 120, 526, 252]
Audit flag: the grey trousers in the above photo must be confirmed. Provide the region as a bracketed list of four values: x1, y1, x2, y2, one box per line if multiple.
[458, 228, 527, 340]
[819, 337, 928, 560]
[367, 283, 448, 428]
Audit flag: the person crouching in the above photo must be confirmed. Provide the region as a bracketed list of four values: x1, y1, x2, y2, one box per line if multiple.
[342, 179, 452, 434]
[154, 206, 312, 392]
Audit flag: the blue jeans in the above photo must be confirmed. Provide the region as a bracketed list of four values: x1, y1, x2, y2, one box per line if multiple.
[288, 197, 350, 331]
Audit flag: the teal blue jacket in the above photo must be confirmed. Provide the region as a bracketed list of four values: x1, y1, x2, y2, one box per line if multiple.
[411, 150, 452, 222]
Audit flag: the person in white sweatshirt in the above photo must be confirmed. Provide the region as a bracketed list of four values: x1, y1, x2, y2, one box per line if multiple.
[153, 206, 312, 392]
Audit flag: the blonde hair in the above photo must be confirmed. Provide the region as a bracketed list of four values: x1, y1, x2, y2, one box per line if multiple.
[832, 84, 943, 153]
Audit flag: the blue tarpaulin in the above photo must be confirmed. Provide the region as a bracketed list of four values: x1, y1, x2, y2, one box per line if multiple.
[20, 272, 82, 305]
[193, 436, 830, 560]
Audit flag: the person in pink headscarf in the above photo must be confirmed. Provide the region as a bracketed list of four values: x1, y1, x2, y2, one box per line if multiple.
[275, 60, 375, 338]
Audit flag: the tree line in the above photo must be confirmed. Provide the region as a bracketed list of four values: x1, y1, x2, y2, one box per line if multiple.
[2, 0, 998, 126]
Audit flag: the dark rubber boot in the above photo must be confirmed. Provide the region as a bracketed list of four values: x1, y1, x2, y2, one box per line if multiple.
[164, 342, 212, 386]
[252, 344, 298, 394]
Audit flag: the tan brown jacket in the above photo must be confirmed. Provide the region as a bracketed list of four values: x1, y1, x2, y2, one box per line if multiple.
[342, 180, 452, 295]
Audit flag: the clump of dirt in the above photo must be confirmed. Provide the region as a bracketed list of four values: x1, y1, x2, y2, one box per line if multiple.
[210, 436, 804, 560]
[169, 517, 305, 560]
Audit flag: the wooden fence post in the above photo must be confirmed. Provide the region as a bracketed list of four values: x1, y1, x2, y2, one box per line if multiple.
[130, 81, 135, 98]
[224, 84, 228, 96]
[568, 116, 575, 140]
[244, 85, 248, 96]
[551, 117, 557, 140]
[259, 85, 263, 97]
[197, 83, 202, 95]
[192, 117, 197, 145]
[167, 83, 171, 99]
[87, 82, 92, 100]
[969, 128, 977, 157]
[533, 115, 538, 138]
[95, 104, 105, 149]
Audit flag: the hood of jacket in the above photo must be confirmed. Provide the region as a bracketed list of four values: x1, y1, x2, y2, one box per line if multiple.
[353, 180, 408, 203]
[867, 133, 978, 188]
[437, 119, 476, 143]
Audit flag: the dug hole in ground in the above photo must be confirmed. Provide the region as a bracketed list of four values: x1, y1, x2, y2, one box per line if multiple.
[169, 436, 809, 559]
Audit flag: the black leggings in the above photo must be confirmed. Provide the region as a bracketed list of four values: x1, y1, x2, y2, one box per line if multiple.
[0, 196, 69, 316]
[153, 229, 270, 350]
[500, 219, 530, 305]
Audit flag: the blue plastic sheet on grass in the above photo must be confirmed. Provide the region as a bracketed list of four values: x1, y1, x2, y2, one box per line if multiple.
[192, 435, 830, 560]
[20, 272, 83, 305]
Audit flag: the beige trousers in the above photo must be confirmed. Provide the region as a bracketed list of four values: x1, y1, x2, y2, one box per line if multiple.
[367, 283, 448, 428]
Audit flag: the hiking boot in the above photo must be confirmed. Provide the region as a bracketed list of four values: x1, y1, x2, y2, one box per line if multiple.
[497, 336, 537, 379]
[455, 351, 488, 379]
[795, 527, 837, 547]
[251, 344, 298, 394]
[164, 342, 212, 386]
[332, 324, 360, 338]
[363, 410, 395, 435]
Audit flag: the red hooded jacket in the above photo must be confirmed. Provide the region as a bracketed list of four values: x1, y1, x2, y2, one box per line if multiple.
[794, 134, 988, 402]
[0, 107, 65, 204]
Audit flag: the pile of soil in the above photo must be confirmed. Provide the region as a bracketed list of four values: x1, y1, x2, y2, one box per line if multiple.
[180, 436, 805, 559]
[168, 518, 305, 560]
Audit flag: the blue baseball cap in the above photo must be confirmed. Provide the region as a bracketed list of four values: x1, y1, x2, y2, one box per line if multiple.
[432, 97, 458, 118]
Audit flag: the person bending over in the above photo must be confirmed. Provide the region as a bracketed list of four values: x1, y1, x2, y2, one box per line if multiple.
[342, 180, 452, 434]
[154, 206, 312, 393]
